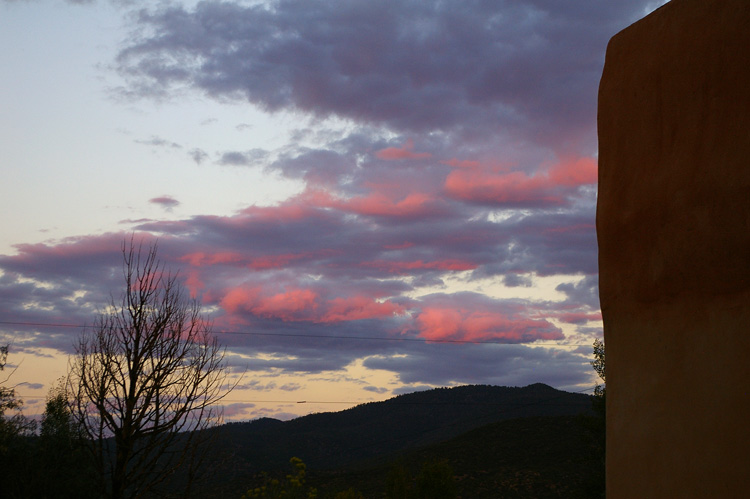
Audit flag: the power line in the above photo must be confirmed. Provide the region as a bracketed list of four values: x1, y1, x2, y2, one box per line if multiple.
[0, 320, 593, 347]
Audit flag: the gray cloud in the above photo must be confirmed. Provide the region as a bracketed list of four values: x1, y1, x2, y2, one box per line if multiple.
[189, 148, 209, 164]
[217, 149, 268, 167]
[116, 0, 654, 151]
[364, 343, 591, 390]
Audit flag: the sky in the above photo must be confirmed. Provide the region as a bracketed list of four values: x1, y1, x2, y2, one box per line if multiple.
[1, 0, 667, 422]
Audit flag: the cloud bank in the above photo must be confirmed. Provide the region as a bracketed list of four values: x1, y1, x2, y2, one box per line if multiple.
[1, 0, 658, 400]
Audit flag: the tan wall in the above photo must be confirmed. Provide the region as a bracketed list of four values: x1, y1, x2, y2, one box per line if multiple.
[597, 0, 750, 496]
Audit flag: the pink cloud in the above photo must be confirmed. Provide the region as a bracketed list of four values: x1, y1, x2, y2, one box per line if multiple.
[221, 286, 319, 321]
[302, 186, 443, 219]
[339, 192, 439, 218]
[548, 156, 598, 186]
[415, 307, 563, 343]
[181, 251, 309, 270]
[184, 269, 204, 299]
[376, 139, 432, 160]
[238, 193, 324, 221]
[180, 251, 245, 267]
[220, 286, 403, 323]
[441, 158, 481, 169]
[320, 295, 405, 322]
[444, 156, 598, 206]
[362, 259, 477, 274]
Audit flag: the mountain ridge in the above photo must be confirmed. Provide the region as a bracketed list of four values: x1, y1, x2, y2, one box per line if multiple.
[201, 383, 594, 496]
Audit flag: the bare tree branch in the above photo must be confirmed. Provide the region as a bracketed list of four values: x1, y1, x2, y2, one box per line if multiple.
[68, 237, 235, 498]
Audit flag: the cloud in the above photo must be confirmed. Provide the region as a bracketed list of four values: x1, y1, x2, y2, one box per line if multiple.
[218, 149, 267, 166]
[135, 136, 181, 149]
[220, 285, 405, 324]
[557, 311, 602, 325]
[116, 0, 654, 150]
[363, 385, 388, 394]
[376, 139, 432, 160]
[556, 274, 600, 310]
[222, 402, 256, 419]
[364, 343, 591, 388]
[189, 148, 208, 164]
[237, 380, 278, 392]
[149, 195, 180, 210]
[410, 292, 562, 343]
[444, 156, 597, 208]
[18, 382, 44, 390]
[0, 0, 644, 393]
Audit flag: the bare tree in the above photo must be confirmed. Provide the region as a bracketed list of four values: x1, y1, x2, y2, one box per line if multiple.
[69, 239, 232, 498]
[1, 344, 25, 448]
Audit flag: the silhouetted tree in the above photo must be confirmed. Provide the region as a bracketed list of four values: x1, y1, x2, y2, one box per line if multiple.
[0, 345, 34, 448]
[37, 381, 98, 498]
[415, 460, 456, 499]
[68, 238, 233, 498]
[0, 345, 23, 444]
[0, 345, 37, 498]
[385, 462, 410, 499]
[385, 460, 456, 499]
[243, 457, 318, 499]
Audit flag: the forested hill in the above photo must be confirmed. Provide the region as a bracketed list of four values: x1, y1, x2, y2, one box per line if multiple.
[212, 383, 592, 474]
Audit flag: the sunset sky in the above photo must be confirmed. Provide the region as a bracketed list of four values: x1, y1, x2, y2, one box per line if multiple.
[1, 0, 666, 421]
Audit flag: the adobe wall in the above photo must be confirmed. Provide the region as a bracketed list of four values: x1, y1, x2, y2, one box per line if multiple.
[597, 0, 750, 497]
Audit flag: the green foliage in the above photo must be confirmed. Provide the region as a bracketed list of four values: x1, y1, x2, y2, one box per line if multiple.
[332, 488, 364, 499]
[385, 460, 457, 499]
[591, 338, 605, 387]
[415, 460, 457, 499]
[584, 339, 606, 498]
[590, 338, 606, 417]
[243, 457, 318, 499]
[386, 462, 410, 499]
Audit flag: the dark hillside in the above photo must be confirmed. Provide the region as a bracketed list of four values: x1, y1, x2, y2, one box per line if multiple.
[310, 414, 601, 498]
[205, 384, 593, 496]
